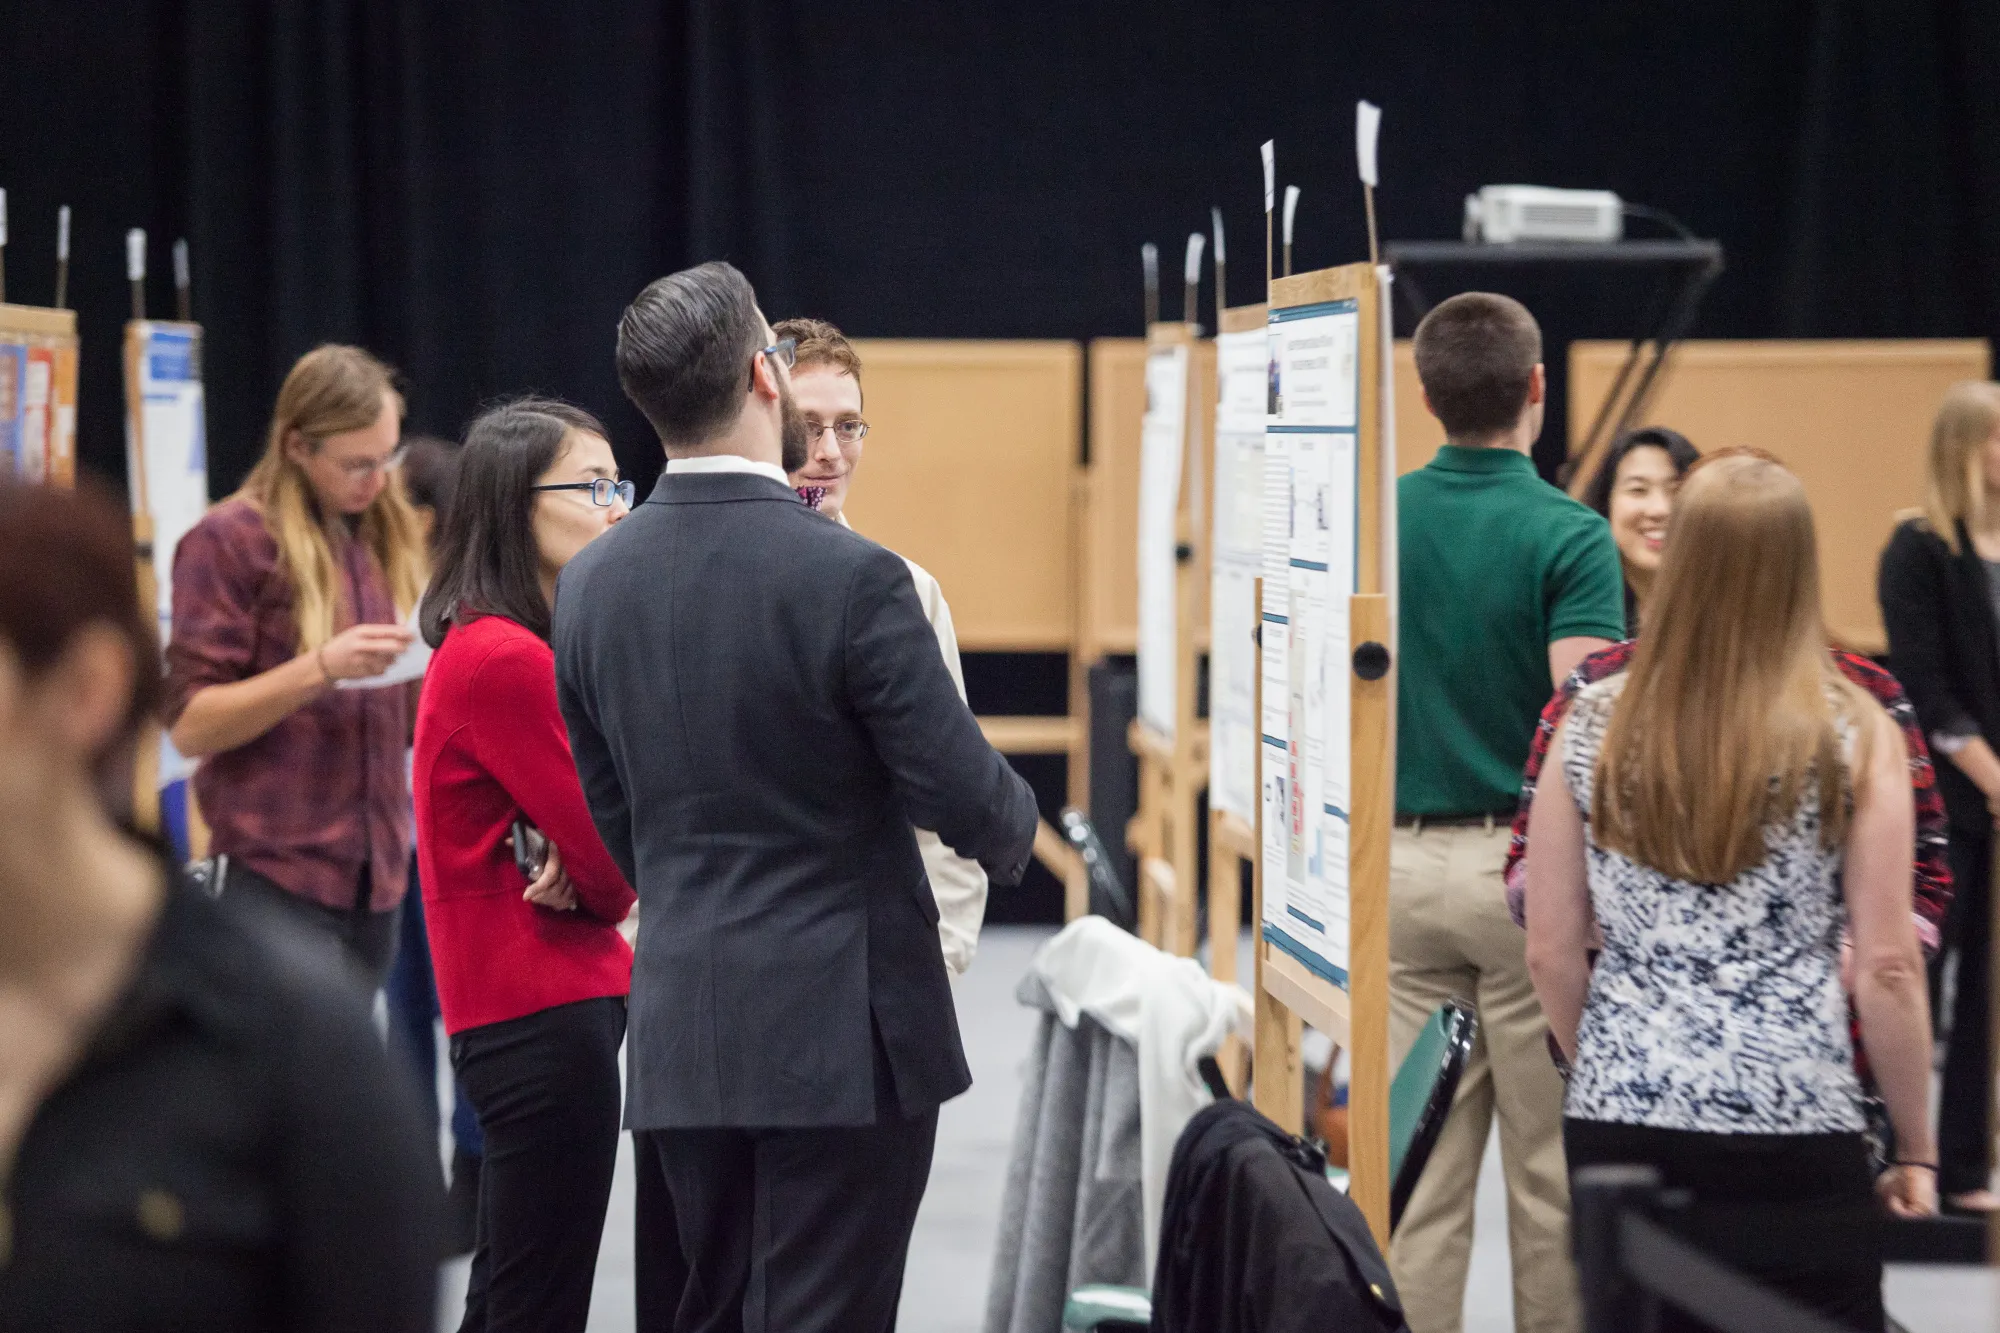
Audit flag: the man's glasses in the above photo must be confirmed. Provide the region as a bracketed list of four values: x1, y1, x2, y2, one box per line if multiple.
[531, 478, 636, 509]
[749, 337, 797, 387]
[327, 445, 407, 480]
[805, 419, 870, 446]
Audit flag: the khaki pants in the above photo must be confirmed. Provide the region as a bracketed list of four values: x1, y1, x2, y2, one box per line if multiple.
[1387, 822, 1579, 1333]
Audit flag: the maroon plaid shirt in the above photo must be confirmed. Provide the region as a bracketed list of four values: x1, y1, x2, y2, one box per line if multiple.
[163, 498, 411, 912]
[1502, 639, 1951, 956]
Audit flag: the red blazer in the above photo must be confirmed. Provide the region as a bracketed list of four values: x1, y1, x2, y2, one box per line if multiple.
[414, 613, 634, 1034]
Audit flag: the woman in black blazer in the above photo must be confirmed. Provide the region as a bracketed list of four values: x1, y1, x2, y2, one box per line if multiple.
[1878, 378, 2000, 1216]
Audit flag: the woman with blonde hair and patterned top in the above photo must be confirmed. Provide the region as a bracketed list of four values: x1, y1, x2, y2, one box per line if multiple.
[1528, 455, 1935, 1330]
[165, 344, 429, 989]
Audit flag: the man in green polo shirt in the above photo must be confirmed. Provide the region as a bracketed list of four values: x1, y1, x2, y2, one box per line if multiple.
[1390, 293, 1624, 1333]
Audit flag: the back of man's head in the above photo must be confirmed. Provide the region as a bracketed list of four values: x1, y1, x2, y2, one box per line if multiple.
[617, 261, 765, 450]
[1411, 292, 1542, 442]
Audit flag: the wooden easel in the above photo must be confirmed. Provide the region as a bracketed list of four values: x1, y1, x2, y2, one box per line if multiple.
[1250, 261, 1396, 1245]
[1127, 321, 1215, 957]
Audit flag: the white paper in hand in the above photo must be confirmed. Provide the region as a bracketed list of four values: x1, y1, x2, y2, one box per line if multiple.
[336, 603, 433, 690]
[1356, 101, 1382, 186]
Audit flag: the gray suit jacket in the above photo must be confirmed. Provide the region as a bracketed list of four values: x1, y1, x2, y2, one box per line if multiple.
[553, 469, 1037, 1129]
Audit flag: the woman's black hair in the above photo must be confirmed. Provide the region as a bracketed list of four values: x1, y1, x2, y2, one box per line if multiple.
[421, 397, 608, 648]
[1582, 426, 1701, 633]
[1580, 426, 1701, 519]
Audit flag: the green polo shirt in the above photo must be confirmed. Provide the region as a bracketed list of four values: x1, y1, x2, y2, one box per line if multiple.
[1396, 445, 1625, 815]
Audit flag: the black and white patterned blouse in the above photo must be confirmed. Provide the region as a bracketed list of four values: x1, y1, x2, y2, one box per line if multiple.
[1560, 675, 1863, 1134]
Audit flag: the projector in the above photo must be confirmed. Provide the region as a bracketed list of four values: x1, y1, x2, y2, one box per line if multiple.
[1462, 186, 1624, 244]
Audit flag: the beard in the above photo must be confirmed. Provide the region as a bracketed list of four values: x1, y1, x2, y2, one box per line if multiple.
[778, 380, 810, 473]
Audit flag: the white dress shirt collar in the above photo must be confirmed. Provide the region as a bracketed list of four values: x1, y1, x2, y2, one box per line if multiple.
[664, 454, 791, 488]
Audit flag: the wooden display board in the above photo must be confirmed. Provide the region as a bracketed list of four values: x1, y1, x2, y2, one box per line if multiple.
[0, 303, 79, 485]
[840, 339, 1090, 909]
[1253, 261, 1395, 1244]
[1566, 338, 1991, 654]
[1084, 338, 1146, 659]
[1126, 323, 1214, 957]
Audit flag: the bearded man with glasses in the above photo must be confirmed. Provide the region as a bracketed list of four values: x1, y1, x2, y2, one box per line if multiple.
[557, 264, 1036, 1332]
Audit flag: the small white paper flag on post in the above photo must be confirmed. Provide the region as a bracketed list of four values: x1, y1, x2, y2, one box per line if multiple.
[1210, 206, 1225, 264]
[126, 229, 146, 282]
[56, 205, 70, 261]
[1260, 140, 1275, 211]
[1356, 100, 1382, 186]
[1183, 232, 1205, 288]
[1282, 185, 1301, 248]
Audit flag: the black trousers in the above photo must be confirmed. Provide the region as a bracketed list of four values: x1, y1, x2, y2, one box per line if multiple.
[1564, 1119, 1884, 1332]
[225, 861, 400, 991]
[634, 1109, 938, 1333]
[451, 996, 627, 1333]
[1937, 823, 1994, 1197]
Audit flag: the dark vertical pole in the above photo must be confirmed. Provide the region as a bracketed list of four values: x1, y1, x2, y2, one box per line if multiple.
[1571, 1164, 1661, 1333]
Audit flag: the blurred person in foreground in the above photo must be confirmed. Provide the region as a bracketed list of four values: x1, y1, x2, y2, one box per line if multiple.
[1877, 379, 2000, 1215]
[1577, 426, 1700, 634]
[559, 262, 1037, 1331]
[416, 398, 636, 1331]
[165, 344, 428, 991]
[0, 479, 436, 1331]
[778, 315, 988, 977]
[1527, 455, 1935, 1332]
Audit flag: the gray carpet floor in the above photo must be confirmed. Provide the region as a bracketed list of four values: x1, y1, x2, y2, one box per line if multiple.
[434, 924, 1997, 1331]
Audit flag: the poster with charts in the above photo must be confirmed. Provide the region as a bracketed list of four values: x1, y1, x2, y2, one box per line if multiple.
[1259, 299, 1361, 986]
[128, 323, 209, 788]
[1209, 328, 1266, 820]
[1136, 342, 1189, 737]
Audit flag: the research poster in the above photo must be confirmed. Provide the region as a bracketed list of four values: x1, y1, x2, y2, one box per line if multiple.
[1136, 341, 1189, 737]
[1209, 328, 1265, 820]
[1259, 299, 1361, 986]
[129, 323, 209, 791]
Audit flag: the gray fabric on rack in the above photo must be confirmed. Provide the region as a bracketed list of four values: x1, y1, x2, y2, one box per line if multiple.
[983, 974, 1145, 1333]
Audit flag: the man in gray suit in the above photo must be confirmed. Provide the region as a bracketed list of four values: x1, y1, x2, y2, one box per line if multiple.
[554, 261, 1038, 1332]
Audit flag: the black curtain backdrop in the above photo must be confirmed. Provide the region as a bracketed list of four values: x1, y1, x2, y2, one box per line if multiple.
[5, 0, 1997, 497]
[4, 1, 1997, 917]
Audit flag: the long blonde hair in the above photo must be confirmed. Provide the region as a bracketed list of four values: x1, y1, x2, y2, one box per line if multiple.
[236, 345, 427, 651]
[1917, 380, 2000, 554]
[1591, 455, 1882, 882]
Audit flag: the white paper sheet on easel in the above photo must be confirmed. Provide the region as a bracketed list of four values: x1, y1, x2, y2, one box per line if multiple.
[1261, 298, 1363, 988]
[1209, 327, 1267, 821]
[1136, 343, 1189, 737]
[336, 603, 432, 690]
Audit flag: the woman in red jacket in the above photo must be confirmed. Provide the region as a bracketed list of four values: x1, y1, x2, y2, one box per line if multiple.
[414, 397, 636, 1333]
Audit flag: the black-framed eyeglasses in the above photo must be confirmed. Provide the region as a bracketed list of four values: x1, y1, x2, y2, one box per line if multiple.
[531, 478, 635, 508]
[749, 337, 797, 387]
[805, 419, 870, 446]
